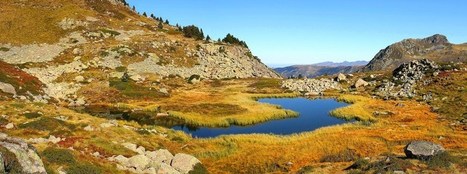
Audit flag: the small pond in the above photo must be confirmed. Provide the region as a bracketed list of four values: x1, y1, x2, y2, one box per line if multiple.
[173, 98, 350, 138]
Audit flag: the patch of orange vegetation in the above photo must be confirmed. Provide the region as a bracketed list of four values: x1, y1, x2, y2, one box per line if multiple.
[0, 61, 43, 94]
[183, 96, 467, 173]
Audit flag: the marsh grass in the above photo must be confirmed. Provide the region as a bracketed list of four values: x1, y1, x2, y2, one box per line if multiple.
[330, 95, 375, 121]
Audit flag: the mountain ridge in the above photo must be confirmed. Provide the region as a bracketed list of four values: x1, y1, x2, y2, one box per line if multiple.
[274, 61, 367, 78]
[361, 34, 467, 72]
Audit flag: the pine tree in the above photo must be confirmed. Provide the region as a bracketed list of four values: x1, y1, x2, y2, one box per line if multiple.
[158, 21, 163, 29]
[142, 12, 147, 17]
[165, 20, 169, 25]
[132, 6, 136, 11]
[206, 35, 211, 41]
[150, 14, 155, 19]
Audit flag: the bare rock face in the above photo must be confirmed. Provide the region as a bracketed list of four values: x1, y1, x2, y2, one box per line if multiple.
[361, 34, 465, 72]
[404, 141, 445, 160]
[0, 133, 46, 174]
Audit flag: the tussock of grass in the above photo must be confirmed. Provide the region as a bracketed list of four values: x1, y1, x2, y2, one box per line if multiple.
[164, 103, 247, 117]
[42, 147, 76, 165]
[330, 95, 375, 121]
[19, 117, 73, 132]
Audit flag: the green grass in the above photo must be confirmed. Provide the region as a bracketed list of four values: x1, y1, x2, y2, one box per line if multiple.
[24, 112, 42, 119]
[88, 138, 136, 157]
[188, 163, 208, 174]
[19, 117, 73, 132]
[115, 66, 127, 72]
[42, 147, 76, 165]
[164, 103, 247, 117]
[425, 152, 459, 169]
[248, 78, 282, 89]
[109, 78, 168, 99]
[66, 163, 102, 174]
[100, 28, 121, 36]
[0, 47, 9, 52]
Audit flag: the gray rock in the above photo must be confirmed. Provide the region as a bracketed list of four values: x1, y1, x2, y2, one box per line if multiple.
[171, 153, 201, 173]
[127, 154, 150, 170]
[354, 79, 369, 88]
[146, 149, 173, 165]
[158, 163, 181, 174]
[335, 73, 346, 81]
[404, 141, 445, 160]
[0, 133, 47, 174]
[0, 82, 16, 95]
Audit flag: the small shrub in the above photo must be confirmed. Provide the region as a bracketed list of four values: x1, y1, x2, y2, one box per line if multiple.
[0, 117, 8, 125]
[115, 66, 127, 72]
[24, 112, 42, 119]
[320, 148, 359, 162]
[0, 47, 10, 52]
[19, 117, 69, 131]
[297, 165, 314, 174]
[188, 163, 208, 174]
[66, 163, 102, 174]
[100, 29, 120, 36]
[425, 152, 459, 169]
[42, 147, 76, 165]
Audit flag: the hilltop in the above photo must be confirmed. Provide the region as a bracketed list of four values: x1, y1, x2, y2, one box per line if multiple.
[362, 34, 467, 71]
[0, 0, 279, 105]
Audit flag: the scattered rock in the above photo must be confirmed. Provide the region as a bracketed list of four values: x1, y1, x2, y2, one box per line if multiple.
[74, 75, 85, 83]
[282, 78, 340, 94]
[354, 78, 369, 88]
[127, 154, 150, 170]
[72, 48, 82, 55]
[404, 141, 445, 160]
[171, 153, 201, 173]
[4, 123, 14, 129]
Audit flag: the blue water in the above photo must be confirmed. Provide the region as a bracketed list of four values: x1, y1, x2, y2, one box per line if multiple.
[172, 98, 349, 138]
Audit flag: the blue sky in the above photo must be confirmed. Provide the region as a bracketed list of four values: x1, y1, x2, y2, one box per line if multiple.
[127, 0, 467, 66]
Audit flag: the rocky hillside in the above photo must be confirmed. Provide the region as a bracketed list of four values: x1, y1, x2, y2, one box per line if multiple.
[0, 0, 279, 105]
[274, 61, 366, 78]
[361, 34, 467, 72]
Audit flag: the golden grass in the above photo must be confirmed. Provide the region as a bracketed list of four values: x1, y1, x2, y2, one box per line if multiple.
[330, 95, 375, 121]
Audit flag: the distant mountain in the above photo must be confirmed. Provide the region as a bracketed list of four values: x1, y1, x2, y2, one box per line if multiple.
[313, 61, 368, 67]
[362, 34, 467, 72]
[274, 61, 367, 78]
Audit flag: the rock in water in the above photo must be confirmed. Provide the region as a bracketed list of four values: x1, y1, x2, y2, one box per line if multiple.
[0, 133, 46, 174]
[404, 141, 445, 160]
[171, 153, 201, 173]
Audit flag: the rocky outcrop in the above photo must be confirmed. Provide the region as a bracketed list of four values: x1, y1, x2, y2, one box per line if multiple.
[0, 133, 46, 174]
[404, 141, 445, 160]
[128, 43, 280, 79]
[282, 78, 340, 95]
[109, 143, 201, 174]
[376, 59, 439, 98]
[362, 34, 466, 72]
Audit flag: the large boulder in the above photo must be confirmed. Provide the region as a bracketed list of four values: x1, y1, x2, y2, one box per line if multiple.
[354, 78, 369, 88]
[0, 82, 16, 95]
[127, 154, 151, 170]
[146, 149, 173, 165]
[404, 141, 445, 160]
[335, 73, 347, 82]
[171, 153, 201, 173]
[0, 133, 46, 174]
